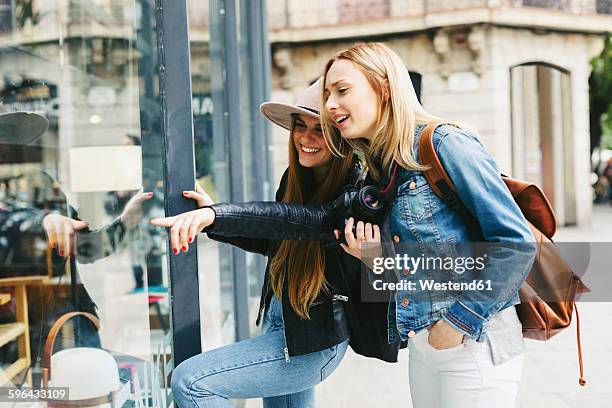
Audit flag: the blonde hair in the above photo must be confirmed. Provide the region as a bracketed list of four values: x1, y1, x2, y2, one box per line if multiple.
[269, 115, 355, 320]
[321, 42, 444, 181]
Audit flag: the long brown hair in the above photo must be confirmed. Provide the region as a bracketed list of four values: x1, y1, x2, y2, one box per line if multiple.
[269, 115, 355, 319]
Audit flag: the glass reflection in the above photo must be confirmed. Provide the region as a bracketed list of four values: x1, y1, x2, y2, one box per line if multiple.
[0, 0, 171, 405]
[189, 0, 237, 349]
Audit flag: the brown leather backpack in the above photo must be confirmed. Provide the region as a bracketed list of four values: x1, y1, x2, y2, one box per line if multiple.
[417, 121, 589, 386]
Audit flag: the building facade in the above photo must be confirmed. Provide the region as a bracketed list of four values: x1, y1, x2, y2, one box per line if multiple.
[266, 0, 612, 227]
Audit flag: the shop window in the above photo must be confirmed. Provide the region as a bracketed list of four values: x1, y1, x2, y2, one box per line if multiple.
[510, 62, 576, 226]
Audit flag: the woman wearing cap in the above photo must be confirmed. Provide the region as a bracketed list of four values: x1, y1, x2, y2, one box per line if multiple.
[154, 80, 387, 407]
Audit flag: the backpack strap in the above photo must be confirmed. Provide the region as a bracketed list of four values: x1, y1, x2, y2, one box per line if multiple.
[575, 303, 586, 386]
[418, 121, 586, 386]
[417, 121, 481, 237]
[417, 121, 456, 198]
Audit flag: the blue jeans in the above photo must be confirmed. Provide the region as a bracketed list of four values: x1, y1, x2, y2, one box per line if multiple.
[172, 296, 349, 407]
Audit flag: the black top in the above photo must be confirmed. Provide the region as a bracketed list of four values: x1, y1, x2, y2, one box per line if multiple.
[206, 164, 403, 362]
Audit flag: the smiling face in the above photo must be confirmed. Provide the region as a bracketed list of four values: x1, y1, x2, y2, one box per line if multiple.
[324, 59, 380, 140]
[292, 114, 333, 169]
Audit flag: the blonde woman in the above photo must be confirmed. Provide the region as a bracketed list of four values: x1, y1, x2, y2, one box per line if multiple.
[320, 43, 535, 408]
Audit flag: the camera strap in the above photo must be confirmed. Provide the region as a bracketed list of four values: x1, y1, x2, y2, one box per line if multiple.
[379, 162, 399, 203]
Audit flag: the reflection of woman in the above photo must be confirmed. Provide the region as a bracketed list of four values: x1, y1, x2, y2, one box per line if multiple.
[0, 109, 104, 365]
[154, 80, 372, 407]
[0, 107, 150, 370]
[320, 43, 534, 408]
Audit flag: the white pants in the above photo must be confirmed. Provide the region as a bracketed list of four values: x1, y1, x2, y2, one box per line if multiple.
[407, 328, 523, 408]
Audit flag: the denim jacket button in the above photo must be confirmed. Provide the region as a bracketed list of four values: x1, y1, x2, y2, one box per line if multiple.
[407, 330, 416, 338]
[402, 268, 410, 276]
[393, 234, 400, 242]
[409, 181, 416, 190]
[401, 298, 410, 307]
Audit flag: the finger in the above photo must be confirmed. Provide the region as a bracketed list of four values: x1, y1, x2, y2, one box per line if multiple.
[69, 227, 77, 258]
[132, 191, 153, 205]
[344, 217, 357, 248]
[169, 218, 182, 254]
[150, 217, 176, 227]
[373, 225, 381, 242]
[333, 230, 340, 240]
[187, 216, 202, 244]
[71, 220, 90, 231]
[44, 222, 58, 249]
[178, 216, 192, 252]
[182, 191, 205, 207]
[54, 222, 66, 256]
[355, 220, 365, 241]
[364, 223, 373, 240]
[191, 210, 213, 244]
[61, 222, 72, 257]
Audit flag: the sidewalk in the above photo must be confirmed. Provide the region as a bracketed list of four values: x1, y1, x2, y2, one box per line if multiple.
[247, 205, 612, 407]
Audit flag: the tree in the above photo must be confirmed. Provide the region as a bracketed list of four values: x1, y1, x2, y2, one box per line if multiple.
[590, 33, 612, 153]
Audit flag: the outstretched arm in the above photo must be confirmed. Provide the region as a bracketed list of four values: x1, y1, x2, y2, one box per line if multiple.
[206, 201, 336, 240]
[150, 201, 337, 254]
[187, 179, 338, 241]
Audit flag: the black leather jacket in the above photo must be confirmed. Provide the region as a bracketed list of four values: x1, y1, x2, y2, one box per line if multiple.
[206, 167, 402, 362]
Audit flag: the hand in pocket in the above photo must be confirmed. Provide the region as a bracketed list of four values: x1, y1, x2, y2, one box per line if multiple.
[427, 320, 464, 350]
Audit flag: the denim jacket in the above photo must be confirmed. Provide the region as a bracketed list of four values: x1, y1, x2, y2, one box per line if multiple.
[388, 124, 535, 342]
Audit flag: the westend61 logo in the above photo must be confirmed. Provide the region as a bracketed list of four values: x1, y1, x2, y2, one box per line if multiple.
[371, 253, 487, 275]
[362, 242, 543, 299]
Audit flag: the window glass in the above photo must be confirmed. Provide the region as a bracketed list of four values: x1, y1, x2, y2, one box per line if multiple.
[0, 1, 171, 405]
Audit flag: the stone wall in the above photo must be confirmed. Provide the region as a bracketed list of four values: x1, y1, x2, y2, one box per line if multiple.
[268, 26, 604, 225]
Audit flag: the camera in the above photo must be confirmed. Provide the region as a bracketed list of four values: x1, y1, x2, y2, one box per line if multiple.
[332, 184, 388, 244]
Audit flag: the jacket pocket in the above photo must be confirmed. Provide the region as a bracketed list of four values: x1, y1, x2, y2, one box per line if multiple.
[397, 174, 442, 223]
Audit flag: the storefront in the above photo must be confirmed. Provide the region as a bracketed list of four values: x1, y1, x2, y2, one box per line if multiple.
[0, 0, 271, 405]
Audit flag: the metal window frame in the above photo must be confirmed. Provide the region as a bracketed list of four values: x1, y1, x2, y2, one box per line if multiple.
[243, 0, 273, 331]
[154, 0, 272, 365]
[209, 0, 273, 343]
[155, 0, 201, 365]
[246, 0, 273, 202]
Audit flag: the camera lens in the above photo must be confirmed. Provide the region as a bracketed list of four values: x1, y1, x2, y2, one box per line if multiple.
[354, 186, 385, 220]
[362, 193, 380, 209]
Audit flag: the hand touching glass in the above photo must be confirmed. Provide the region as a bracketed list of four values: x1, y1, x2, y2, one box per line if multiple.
[150, 207, 216, 254]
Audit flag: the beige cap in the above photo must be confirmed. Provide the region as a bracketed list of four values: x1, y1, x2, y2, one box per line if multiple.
[260, 78, 322, 130]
